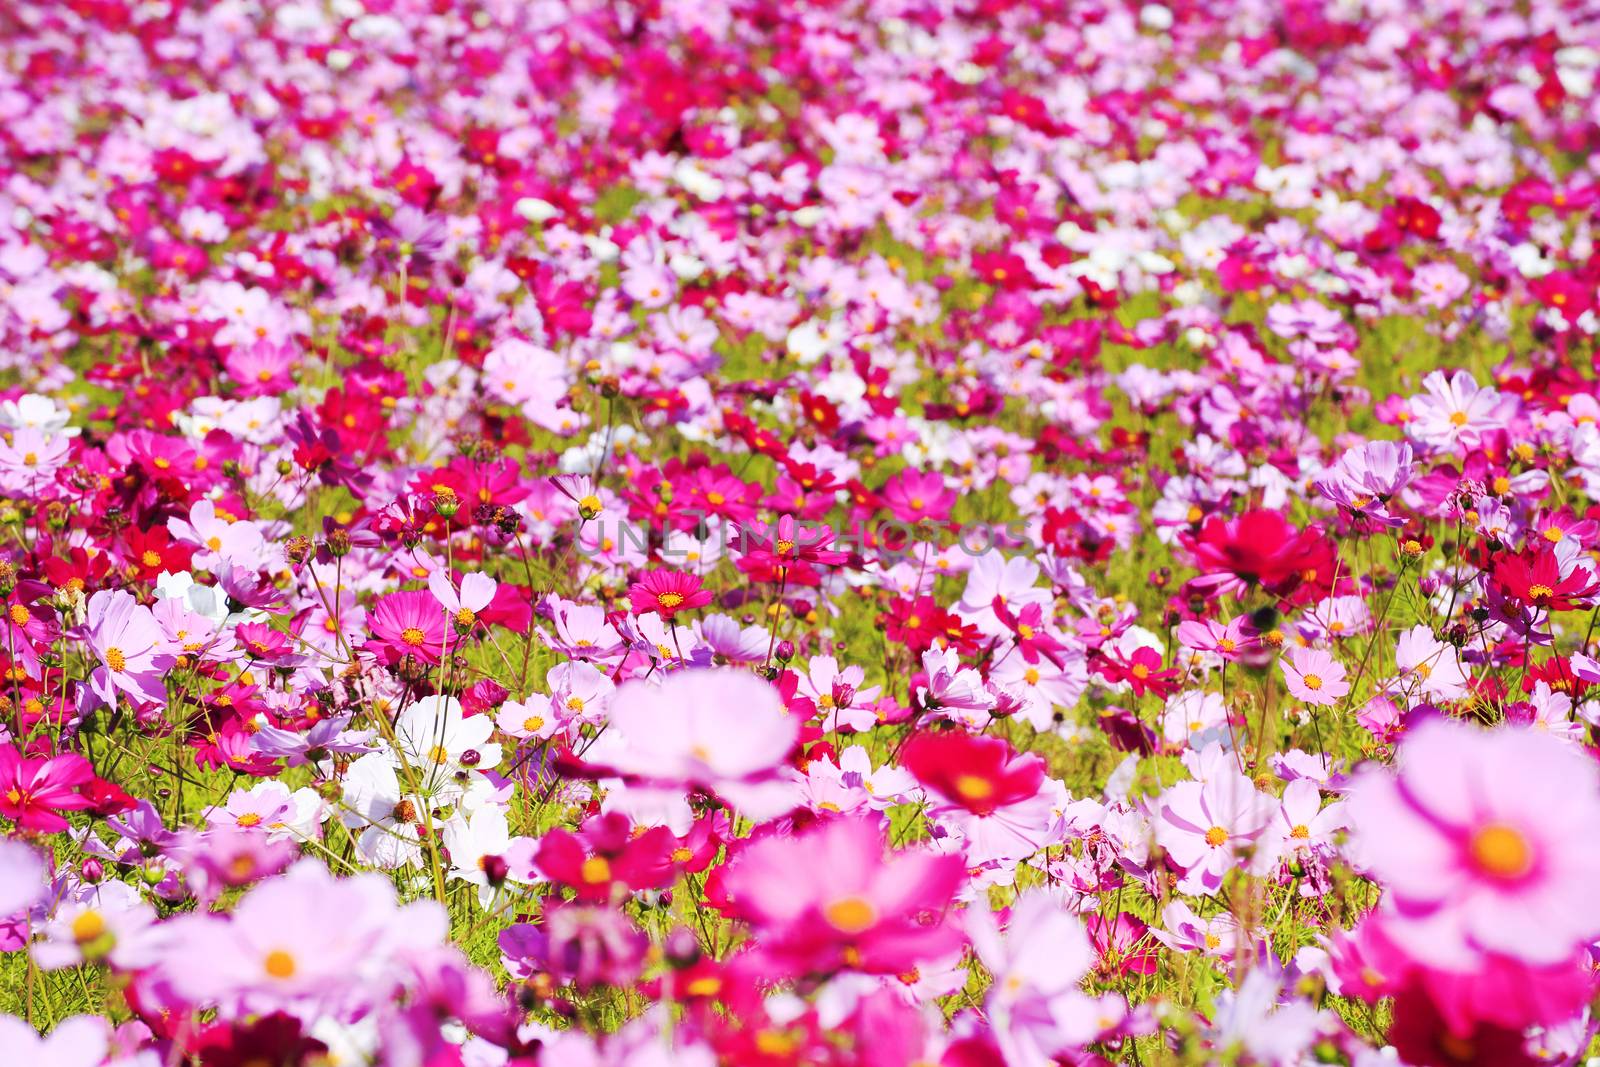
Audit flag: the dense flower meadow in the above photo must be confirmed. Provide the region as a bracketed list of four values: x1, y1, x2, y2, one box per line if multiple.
[6, 0, 1600, 1064]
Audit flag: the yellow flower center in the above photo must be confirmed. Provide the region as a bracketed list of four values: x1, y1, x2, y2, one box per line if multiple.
[141, 550, 162, 568]
[657, 592, 684, 609]
[1290, 824, 1310, 840]
[1204, 826, 1228, 847]
[1529, 584, 1553, 600]
[105, 647, 126, 672]
[1302, 674, 1323, 691]
[1449, 411, 1469, 426]
[7, 605, 26, 627]
[237, 813, 262, 827]
[1471, 823, 1533, 879]
[263, 949, 296, 979]
[71, 910, 106, 944]
[824, 896, 878, 934]
[954, 774, 994, 803]
[580, 856, 611, 884]
[400, 627, 426, 646]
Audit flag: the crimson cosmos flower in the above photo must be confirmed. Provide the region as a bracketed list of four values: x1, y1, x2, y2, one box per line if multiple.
[1491, 549, 1599, 612]
[1179, 508, 1330, 598]
[901, 731, 1046, 817]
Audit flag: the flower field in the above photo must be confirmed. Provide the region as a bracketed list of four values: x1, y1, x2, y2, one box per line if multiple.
[4, 0, 1600, 1064]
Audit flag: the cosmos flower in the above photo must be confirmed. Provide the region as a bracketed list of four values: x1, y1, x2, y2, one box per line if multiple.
[1406, 370, 1514, 451]
[1156, 769, 1276, 894]
[1179, 510, 1331, 599]
[393, 695, 502, 792]
[0, 838, 46, 916]
[588, 668, 798, 819]
[722, 817, 966, 976]
[627, 569, 713, 620]
[367, 589, 448, 665]
[427, 569, 497, 633]
[82, 590, 175, 707]
[0, 744, 97, 832]
[160, 860, 447, 1018]
[1346, 719, 1600, 968]
[0, 1015, 105, 1067]
[1280, 646, 1350, 707]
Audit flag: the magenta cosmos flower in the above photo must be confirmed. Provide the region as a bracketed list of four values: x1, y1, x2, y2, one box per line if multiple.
[84, 589, 174, 707]
[367, 589, 448, 664]
[0, 744, 96, 833]
[627, 569, 713, 620]
[722, 816, 965, 976]
[1346, 719, 1600, 968]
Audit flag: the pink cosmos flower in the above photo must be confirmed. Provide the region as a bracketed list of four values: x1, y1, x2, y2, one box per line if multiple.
[1151, 900, 1246, 961]
[166, 499, 267, 570]
[590, 668, 798, 819]
[427, 569, 497, 632]
[1268, 778, 1347, 873]
[1392, 624, 1471, 701]
[367, 589, 448, 664]
[176, 826, 299, 905]
[0, 838, 47, 916]
[161, 859, 446, 1017]
[84, 589, 175, 707]
[1346, 719, 1600, 968]
[621, 259, 676, 309]
[917, 646, 997, 723]
[969, 892, 1125, 1064]
[880, 468, 957, 524]
[1156, 770, 1275, 895]
[1280, 646, 1349, 706]
[1175, 617, 1254, 663]
[222, 338, 297, 396]
[723, 816, 965, 976]
[0, 1015, 105, 1067]
[1405, 370, 1515, 452]
[31, 879, 161, 971]
[0, 427, 70, 493]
